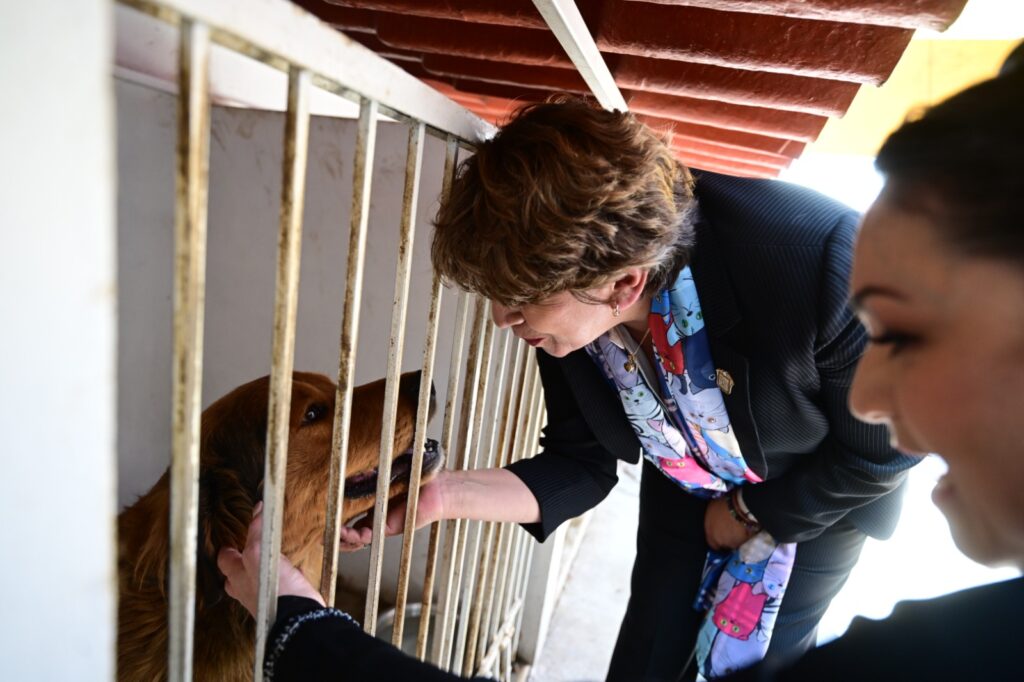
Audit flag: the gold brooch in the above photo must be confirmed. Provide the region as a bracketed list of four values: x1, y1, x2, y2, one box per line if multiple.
[716, 369, 734, 395]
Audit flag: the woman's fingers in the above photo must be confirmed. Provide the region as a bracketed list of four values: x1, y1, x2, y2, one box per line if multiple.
[338, 524, 370, 552]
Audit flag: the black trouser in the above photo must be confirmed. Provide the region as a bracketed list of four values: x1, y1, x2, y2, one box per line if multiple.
[606, 461, 867, 682]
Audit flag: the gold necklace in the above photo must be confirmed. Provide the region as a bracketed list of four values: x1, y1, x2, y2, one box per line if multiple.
[623, 326, 652, 373]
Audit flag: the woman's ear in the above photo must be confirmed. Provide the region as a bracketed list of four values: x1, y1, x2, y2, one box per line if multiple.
[611, 268, 649, 311]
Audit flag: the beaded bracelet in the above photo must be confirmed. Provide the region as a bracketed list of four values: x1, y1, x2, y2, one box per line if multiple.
[726, 489, 761, 534]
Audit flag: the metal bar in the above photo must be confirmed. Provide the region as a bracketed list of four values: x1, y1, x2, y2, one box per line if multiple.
[392, 136, 459, 648]
[531, 0, 628, 112]
[476, 599, 523, 675]
[253, 65, 312, 682]
[462, 331, 514, 674]
[418, 288, 471, 661]
[320, 97, 378, 604]
[433, 298, 489, 669]
[476, 342, 528, 663]
[168, 18, 211, 682]
[493, 356, 538, 648]
[508, 373, 545, 660]
[363, 121, 427, 634]
[118, 0, 494, 142]
[450, 319, 499, 673]
[407, 137, 461, 658]
[491, 359, 540, 672]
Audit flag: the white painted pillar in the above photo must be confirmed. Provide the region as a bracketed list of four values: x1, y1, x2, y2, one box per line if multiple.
[0, 1, 117, 679]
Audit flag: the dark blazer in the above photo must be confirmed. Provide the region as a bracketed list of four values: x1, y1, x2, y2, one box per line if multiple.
[721, 576, 1024, 680]
[506, 171, 918, 544]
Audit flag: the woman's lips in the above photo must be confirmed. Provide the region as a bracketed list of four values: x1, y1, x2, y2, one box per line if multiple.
[525, 337, 544, 347]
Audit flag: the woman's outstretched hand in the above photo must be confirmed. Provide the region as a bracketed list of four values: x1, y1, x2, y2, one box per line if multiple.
[217, 502, 325, 617]
[337, 472, 448, 551]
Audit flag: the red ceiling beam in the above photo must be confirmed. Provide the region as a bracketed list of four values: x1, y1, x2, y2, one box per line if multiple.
[419, 53, 858, 117]
[594, 0, 913, 84]
[421, 55, 590, 93]
[324, 0, 547, 29]
[612, 55, 858, 117]
[636, 114, 806, 158]
[345, 31, 427, 63]
[626, 90, 827, 141]
[675, 151, 781, 178]
[426, 74, 825, 141]
[670, 139, 792, 170]
[621, 0, 968, 32]
[375, 16, 571, 68]
[314, 6, 911, 84]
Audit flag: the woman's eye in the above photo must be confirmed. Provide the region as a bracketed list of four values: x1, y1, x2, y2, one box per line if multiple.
[868, 332, 917, 355]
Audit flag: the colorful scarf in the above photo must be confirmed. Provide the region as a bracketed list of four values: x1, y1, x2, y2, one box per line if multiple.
[585, 266, 796, 679]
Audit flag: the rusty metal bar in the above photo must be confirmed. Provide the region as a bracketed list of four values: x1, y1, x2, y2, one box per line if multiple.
[476, 598, 523, 676]
[446, 319, 497, 667]
[462, 331, 516, 673]
[475, 342, 529, 664]
[432, 298, 489, 669]
[253, 65, 312, 682]
[491, 354, 538, 657]
[452, 321, 503, 671]
[508, 371, 545, 661]
[392, 136, 460, 648]
[363, 120, 427, 634]
[402, 136, 460, 657]
[320, 97, 379, 604]
[418, 288, 471, 661]
[168, 18, 211, 682]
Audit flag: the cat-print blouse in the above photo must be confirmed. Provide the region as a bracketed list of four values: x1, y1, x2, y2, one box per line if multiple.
[584, 266, 760, 497]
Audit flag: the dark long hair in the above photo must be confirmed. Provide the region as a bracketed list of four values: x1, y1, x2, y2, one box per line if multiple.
[875, 42, 1024, 264]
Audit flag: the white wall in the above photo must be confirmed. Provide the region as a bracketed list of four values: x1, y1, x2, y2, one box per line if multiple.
[0, 1, 117, 679]
[115, 78, 473, 602]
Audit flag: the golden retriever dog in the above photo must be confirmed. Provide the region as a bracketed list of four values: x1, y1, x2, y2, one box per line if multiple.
[117, 370, 443, 681]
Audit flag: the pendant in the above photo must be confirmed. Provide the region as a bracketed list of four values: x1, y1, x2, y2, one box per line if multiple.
[624, 355, 638, 373]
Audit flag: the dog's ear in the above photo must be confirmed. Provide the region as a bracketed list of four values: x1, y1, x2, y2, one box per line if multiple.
[126, 472, 173, 596]
[195, 388, 268, 610]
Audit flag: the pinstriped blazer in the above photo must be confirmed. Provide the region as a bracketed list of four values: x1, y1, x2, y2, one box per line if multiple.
[506, 171, 918, 545]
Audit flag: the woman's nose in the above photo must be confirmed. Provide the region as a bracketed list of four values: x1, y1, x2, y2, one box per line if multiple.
[491, 301, 524, 329]
[848, 347, 892, 426]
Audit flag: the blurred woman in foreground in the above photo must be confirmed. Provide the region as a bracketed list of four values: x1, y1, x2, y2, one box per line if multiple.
[725, 44, 1024, 680]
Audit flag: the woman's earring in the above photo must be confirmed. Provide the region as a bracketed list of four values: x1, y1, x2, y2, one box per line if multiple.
[612, 303, 621, 317]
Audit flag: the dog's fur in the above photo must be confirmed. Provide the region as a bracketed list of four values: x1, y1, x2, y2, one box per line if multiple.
[117, 371, 441, 681]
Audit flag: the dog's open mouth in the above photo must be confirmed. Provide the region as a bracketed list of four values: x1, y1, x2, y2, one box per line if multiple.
[343, 438, 444, 499]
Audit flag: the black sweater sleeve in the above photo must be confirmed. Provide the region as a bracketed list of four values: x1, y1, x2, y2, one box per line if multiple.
[264, 596, 493, 681]
[504, 350, 623, 542]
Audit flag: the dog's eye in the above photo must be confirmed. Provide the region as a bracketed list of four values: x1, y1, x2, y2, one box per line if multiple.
[302, 403, 327, 424]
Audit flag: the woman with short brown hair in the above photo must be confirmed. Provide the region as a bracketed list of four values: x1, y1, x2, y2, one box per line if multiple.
[410, 97, 914, 680]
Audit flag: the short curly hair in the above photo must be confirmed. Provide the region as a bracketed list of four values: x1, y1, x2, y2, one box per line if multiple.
[431, 98, 696, 307]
